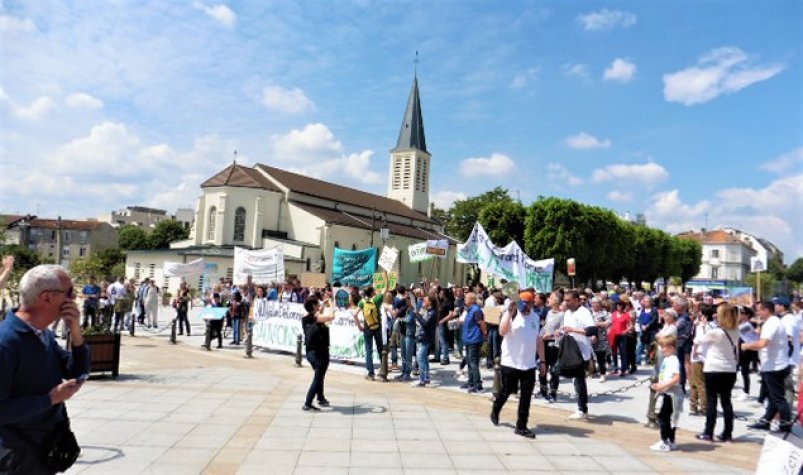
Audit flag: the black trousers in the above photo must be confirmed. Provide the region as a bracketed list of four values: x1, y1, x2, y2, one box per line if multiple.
[305, 349, 330, 406]
[761, 367, 792, 424]
[703, 371, 736, 437]
[493, 365, 536, 430]
[657, 394, 676, 443]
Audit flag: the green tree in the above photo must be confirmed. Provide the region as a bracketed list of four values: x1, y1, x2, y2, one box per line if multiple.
[445, 187, 512, 241]
[118, 224, 149, 250]
[478, 200, 526, 246]
[788, 257, 803, 284]
[148, 220, 189, 249]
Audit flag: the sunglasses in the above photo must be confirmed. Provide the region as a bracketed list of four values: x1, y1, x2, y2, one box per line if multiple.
[48, 287, 75, 298]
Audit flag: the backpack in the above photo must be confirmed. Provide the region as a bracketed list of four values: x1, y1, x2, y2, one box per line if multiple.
[557, 334, 585, 377]
[362, 298, 380, 331]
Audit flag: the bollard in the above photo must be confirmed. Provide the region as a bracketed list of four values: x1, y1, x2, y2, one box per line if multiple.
[379, 344, 390, 382]
[295, 333, 303, 367]
[492, 356, 502, 398]
[170, 318, 177, 344]
[202, 320, 212, 351]
[245, 321, 253, 359]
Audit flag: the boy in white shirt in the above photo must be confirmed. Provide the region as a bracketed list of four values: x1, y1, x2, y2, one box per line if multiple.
[651, 334, 683, 452]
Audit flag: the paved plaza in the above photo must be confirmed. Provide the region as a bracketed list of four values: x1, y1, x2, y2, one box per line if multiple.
[58, 310, 770, 475]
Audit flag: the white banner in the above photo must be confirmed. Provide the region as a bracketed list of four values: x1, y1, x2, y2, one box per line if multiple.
[163, 258, 207, 278]
[378, 246, 399, 272]
[426, 239, 449, 258]
[251, 301, 380, 363]
[233, 246, 285, 285]
[457, 222, 554, 292]
[408, 242, 432, 263]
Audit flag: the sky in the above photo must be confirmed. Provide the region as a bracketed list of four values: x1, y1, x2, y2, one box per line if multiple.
[1, 0, 801, 261]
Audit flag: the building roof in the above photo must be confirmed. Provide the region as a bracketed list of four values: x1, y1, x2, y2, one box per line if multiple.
[201, 163, 282, 191]
[256, 164, 435, 223]
[293, 203, 454, 244]
[393, 77, 427, 154]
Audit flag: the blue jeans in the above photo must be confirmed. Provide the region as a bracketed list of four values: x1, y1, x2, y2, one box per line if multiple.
[439, 325, 451, 361]
[466, 343, 482, 388]
[401, 335, 415, 376]
[417, 341, 431, 382]
[232, 318, 241, 344]
[364, 328, 383, 376]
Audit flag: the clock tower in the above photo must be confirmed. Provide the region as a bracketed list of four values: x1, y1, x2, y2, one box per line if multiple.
[388, 76, 430, 215]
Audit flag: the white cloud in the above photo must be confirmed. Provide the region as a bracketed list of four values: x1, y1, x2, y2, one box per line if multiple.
[565, 131, 611, 150]
[459, 153, 516, 177]
[510, 67, 540, 89]
[761, 147, 803, 174]
[431, 191, 467, 209]
[592, 162, 669, 187]
[603, 58, 636, 83]
[607, 191, 633, 203]
[261, 84, 315, 114]
[192, 2, 236, 27]
[577, 9, 637, 31]
[561, 63, 589, 80]
[547, 163, 583, 186]
[270, 123, 343, 162]
[663, 47, 785, 106]
[64, 92, 103, 109]
[0, 12, 36, 34]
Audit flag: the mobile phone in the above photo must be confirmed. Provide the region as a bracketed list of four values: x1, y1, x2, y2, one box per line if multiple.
[76, 374, 89, 383]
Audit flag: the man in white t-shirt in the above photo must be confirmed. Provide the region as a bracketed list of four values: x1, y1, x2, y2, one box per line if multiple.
[562, 290, 595, 420]
[742, 301, 793, 432]
[490, 290, 544, 438]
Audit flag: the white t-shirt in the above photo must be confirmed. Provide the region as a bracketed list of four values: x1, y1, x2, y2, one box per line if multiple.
[781, 313, 801, 366]
[563, 305, 594, 361]
[759, 316, 790, 372]
[500, 310, 540, 370]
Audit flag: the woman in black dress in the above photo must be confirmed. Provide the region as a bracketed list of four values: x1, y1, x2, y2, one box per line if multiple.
[302, 295, 336, 411]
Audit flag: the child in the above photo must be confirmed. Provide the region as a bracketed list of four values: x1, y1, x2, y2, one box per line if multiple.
[650, 334, 684, 451]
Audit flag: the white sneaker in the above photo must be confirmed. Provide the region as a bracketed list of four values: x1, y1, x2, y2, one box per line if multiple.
[736, 393, 749, 402]
[568, 411, 588, 420]
[650, 440, 671, 452]
[600, 375, 607, 383]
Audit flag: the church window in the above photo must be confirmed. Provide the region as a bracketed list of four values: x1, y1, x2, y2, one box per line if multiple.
[233, 207, 246, 241]
[207, 206, 217, 241]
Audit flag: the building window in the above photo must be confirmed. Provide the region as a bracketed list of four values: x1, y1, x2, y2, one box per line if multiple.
[207, 206, 217, 241]
[233, 207, 246, 241]
[711, 249, 720, 259]
[711, 267, 719, 279]
[149, 264, 155, 278]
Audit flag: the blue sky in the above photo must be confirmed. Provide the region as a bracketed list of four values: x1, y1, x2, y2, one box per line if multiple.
[1, 0, 801, 260]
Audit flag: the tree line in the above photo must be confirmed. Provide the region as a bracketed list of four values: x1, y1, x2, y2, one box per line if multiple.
[433, 187, 703, 289]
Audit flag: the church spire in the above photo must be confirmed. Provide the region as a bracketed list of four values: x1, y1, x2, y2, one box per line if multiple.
[393, 75, 427, 153]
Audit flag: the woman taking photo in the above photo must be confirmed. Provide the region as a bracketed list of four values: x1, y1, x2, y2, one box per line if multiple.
[696, 303, 740, 442]
[302, 295, 335, 411]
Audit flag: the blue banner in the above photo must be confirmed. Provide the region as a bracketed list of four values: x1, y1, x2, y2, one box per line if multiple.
[332, 247, 377, 287]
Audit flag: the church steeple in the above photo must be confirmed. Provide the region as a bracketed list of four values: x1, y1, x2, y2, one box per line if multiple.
[392, 77, 427, 153]
[388, 73, 431, 215]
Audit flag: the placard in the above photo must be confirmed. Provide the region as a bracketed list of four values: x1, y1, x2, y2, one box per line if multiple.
[301, 272, 326, 289]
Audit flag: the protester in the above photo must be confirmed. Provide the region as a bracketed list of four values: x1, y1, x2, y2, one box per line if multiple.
[413, 294, 437, 387]
[743, 301, 793, 432]
[697, 303, 739, 442]
[491, 290, 544, 438]
[650, 335, 683, 452]
[302, 295, 335, 411]
[0, 265, 90, 474]
[461, 292, 486, 393]
[562, 290, 594, 419]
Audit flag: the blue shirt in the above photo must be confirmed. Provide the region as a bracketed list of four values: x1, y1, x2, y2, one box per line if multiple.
[0, 312, 91, 448]
[463, 303, 485, 345]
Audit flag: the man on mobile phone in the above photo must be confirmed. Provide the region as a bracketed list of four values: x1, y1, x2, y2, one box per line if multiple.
[0, 265, 91, 473]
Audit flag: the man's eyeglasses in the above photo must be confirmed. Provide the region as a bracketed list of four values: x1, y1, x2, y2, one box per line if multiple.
[47, 287, 75, 298]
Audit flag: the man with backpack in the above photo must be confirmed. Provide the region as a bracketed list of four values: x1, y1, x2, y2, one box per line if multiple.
[358, 286, 385, 380]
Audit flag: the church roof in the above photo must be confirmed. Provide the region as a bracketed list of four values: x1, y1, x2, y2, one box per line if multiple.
[256, 164, 435, 223]
[201, 163, 281, 191]
[392, 77, 427, 153]
[293, 203, 454, 243]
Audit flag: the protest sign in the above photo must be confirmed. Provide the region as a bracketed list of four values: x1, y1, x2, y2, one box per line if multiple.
[373, 272, 398, 292]
[332, 247, 377, 287]
[251, 300, 380, 362]
[163, 258, 209, 278]
[457, 222, 554, 292]
[233, 247, 284, 285]
[408, 242, 432, 263]
[378, 246, 399, 272]
[301, 272, 326, 289]
[426, 239, 449, 258]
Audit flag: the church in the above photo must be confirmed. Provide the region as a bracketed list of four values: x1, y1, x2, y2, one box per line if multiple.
[125, 78, 465, 293]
